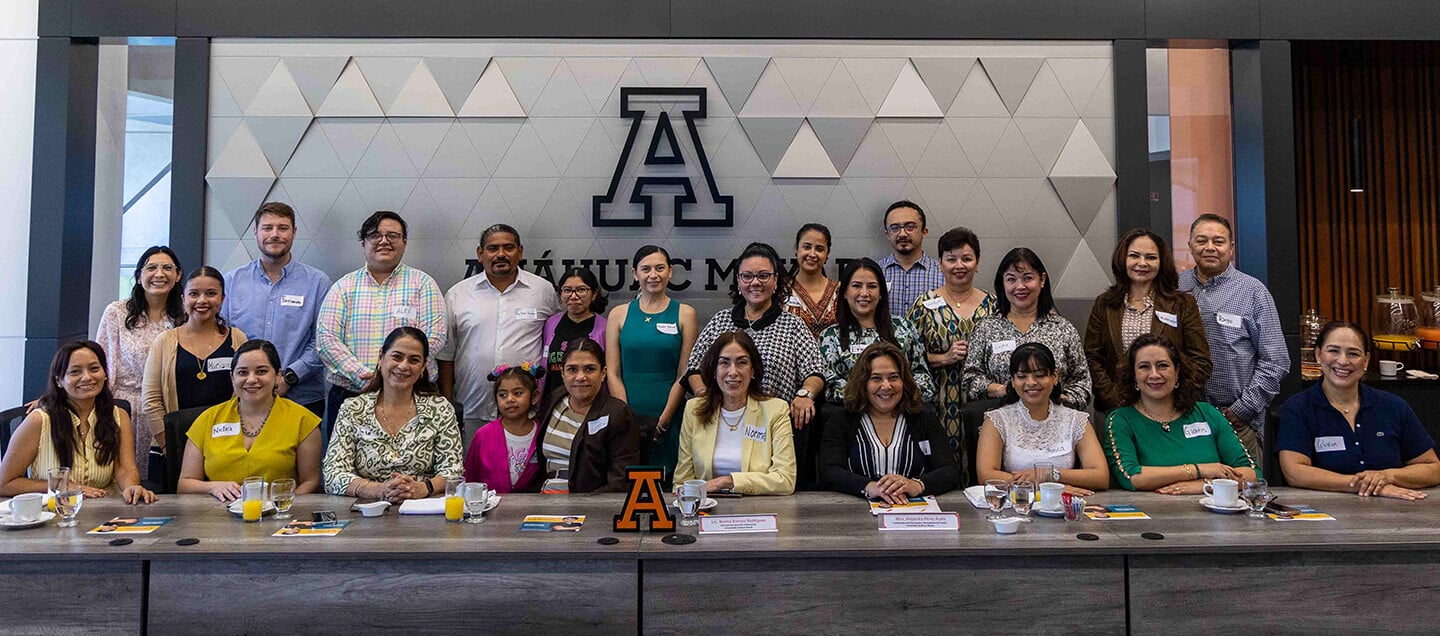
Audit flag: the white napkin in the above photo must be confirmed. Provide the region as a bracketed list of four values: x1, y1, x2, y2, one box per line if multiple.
[397, 498, 446, 515]
[1405, 369, 1439, 380]
[962, 485, 1011, 509]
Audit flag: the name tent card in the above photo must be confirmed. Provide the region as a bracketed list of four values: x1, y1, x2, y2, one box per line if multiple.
[698, 513, 779, 535]
[877, 512, 960, 532]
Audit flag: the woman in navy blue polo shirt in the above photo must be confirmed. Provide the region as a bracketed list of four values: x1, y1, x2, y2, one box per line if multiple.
[1277, 321, 1440, 499]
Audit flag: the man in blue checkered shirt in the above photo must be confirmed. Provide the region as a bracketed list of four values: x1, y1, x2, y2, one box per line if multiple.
[877, 200, 945, 317]
[1178, 213, 1290, 463]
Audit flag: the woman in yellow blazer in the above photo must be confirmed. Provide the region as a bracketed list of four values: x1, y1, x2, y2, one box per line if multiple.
[675, 331, 796, 495]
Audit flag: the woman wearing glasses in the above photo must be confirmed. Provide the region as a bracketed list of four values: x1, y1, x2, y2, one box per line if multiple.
[541, 269, 608, 400]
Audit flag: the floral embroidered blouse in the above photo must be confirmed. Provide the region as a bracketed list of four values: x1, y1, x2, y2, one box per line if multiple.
[322, 392, 464, 495]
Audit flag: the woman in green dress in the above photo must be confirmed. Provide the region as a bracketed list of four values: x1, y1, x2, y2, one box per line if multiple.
[604, 245, 698, 482]
[906, 227, 996, 450]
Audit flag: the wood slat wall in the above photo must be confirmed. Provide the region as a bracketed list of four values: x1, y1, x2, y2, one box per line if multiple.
[1294, 41, 1440, 348]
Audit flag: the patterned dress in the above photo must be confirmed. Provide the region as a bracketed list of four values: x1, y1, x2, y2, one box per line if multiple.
[906, 290, 997, 441]
[784, 280, 839, 340]
[321, 392, 465, 495]
[961, 311, 1093, 411]
[94, 300, 173, 480]
[816, 317, 935, 403]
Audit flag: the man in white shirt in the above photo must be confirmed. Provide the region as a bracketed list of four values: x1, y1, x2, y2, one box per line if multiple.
[438, 224, 562, 441]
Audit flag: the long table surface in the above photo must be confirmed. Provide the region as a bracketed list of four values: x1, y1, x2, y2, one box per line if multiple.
[3, 487, 1438, 559]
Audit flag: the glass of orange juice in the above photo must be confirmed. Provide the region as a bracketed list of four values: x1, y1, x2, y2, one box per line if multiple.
[241, 476, 266, 522]
[444, 476, 465, 522]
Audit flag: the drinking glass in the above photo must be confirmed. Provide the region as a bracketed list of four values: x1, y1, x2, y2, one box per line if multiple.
[1033, 462, 1057, 485]
[677, 479, 706, 527]
[271, 478, 296, 520]
[1010, 479, 1035, 518]
[53, 488, 83, 527]
[445, 477, 466, 522]
[984, 479, 1009, 520]
[46, 467, 70, 502]
[462, 482, 491, 524]
[1243, 479, 1274, 519]
[241, 477, 266, 522]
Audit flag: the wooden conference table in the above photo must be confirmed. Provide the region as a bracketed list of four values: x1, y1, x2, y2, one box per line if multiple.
[3, 489, 1438, 635]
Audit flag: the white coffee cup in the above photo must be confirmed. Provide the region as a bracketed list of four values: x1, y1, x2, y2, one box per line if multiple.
[1203, 478, 1240, 507]
[1038, 482, 1065, 510]
[6, 493, 44, 522]
[1379, 360, 1405, 377]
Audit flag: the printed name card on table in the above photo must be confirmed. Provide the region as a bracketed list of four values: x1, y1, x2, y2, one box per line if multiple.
[877, 512, 960, 532]
[698, 513, 778, 535]
[1268, 505, 1335, 521]
[87, 517, 174, 535]
[520, 515, 587, 532]
[273, 520, 352, 537]
[869, 495, 940, 515]
[1084, 504, 1151, 520]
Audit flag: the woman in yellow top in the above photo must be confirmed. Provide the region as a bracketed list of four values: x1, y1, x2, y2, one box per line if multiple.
[675, 331, 796, 495]
[178, 340, 323, 501]
[0, 341, 155, 504]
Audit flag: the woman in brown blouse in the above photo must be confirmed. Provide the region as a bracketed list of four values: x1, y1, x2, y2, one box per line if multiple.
[1084, 229, 1211, 412]
[785, 223, 839, 339]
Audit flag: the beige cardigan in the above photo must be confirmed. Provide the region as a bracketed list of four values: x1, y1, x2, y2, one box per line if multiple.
[141, 326, 247, 445]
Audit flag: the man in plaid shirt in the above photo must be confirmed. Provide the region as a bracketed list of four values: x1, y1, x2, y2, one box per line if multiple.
[877, 200, 944, 317]
[316, 211, 447, 434]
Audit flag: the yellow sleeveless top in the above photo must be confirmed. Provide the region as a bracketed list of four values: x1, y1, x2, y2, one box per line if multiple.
[28, 408, 122, 494]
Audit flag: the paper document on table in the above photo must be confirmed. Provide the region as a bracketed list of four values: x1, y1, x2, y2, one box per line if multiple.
[397, 499, 447, 515]
[1084, 504, 1150, 520]
[1268, 505, 1334, 521]
[962, 485, 1010, 510]
[273, 520, 352, 537]
[869, 495, 940, 515]
[86, 516, 173, 535]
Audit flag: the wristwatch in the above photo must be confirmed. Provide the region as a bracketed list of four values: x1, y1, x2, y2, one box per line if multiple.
[795, 388, 814, 399]
[282, 368, 300, 386]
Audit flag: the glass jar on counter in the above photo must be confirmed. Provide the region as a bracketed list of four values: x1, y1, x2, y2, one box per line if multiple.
[1419, 285, 1440, 349]
[1300, 308, 1325, 380]
[1372, 287, 1420, 351]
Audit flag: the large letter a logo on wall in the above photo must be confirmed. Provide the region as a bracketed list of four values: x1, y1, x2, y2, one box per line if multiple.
[593, 87, 735, 227]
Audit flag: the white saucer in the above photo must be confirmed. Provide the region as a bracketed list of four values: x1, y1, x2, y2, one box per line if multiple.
[1199, 496, 1249, 514]
[227, 500, 278, 517]
[0, 511, 56, 530]
[1033, 505, 1065, 518]
[668, 497, 718, 512]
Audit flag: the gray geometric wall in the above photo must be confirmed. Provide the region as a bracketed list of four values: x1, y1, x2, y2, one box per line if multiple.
[206, 40, 1116, 316]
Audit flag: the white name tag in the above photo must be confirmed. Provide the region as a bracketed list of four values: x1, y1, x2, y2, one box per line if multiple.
[212, 422, 240, 438]
[922, 296, 947, 310]
[391, 305, 417, 320]
[699, 513, 779, 535]
[1315, 436, 1346, 453]
[1183, 422, 1211, 438]
[918, 440, 932, 456]
[993, 339, 1018, 355]
[786, 294, 803, 308]
[515, 307, 539, 321]
[849, 342, 868, 355]
[1216, 312, 1242, 328]
[656, 322, 678, 335]
[877, 512, 959, 532]
[1156, 311, 1178, 328]
[743, 424, 767, 443]
[587, 415, 609, 435]
[280, 294, 305, 307]
[206, 357, 232, 373]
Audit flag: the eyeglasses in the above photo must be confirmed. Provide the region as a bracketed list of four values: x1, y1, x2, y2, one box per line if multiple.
[365, 231, 405, 244]
[142, 264, 178, 274]
[886, 222, 921, 235]
[561, 286, 592, 297]
[737, 272, 776, 284]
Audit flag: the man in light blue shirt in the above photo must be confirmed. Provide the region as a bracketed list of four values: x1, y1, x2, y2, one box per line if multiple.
[877, 200, 944, 316]
[221, 202, 333, 415]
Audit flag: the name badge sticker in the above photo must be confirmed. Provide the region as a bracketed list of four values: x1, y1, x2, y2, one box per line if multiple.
[1182, 422, 1212, 438]
[1315, 436, 1346, 453]
[849, 343, 868, 355]
[280, 294, 305, 307]
[786, 294, 804, 308]
[743, 425, 767, 443]
[656, 322, 679, 335]
[206, 357, 232, 373]
[515, 307, 539, 321]
[1216, 312, 1243, 329]
[391, 305, 417, 320]
[922, 297, 947, 310]
[211, 422, 240, 438]
[918, 440, 932, 456]
[587, 416, 610, 435]
[1156, 311, 1179, 328]
[993, 339, 1018, 355]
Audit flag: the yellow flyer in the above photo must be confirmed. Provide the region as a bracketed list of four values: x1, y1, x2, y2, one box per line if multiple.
[87, 516, 174, 535]
[273, 520, 352, 537]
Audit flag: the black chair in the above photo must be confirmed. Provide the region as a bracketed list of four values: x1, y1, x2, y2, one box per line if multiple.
[961, 398, 1005, 487]
[162, 406, 213, 494]
[1264, 406, 1284, 487]
[451, 399, 464, 437]
[0, 405, 28, 460]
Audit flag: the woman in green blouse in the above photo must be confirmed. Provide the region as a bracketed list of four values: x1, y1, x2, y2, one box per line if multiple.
[323, 326, 464, 502]
[1102, 333, 1257, 493]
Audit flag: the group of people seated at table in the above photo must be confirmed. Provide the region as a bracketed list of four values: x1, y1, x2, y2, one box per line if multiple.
[3, 202, 1437, 507]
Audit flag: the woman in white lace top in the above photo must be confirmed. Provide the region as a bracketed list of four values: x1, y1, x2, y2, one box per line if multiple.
[975, 342, 1109, 495]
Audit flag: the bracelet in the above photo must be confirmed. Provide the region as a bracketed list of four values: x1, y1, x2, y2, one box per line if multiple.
[1184, 464, 1195, 480]
[1193, 464, 1202, 480]
[423, 478, 435, 497]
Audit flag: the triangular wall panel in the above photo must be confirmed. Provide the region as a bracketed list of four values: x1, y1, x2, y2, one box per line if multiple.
[246, 117, 313, 173]
[948, 66, 1010, 117]
[912, 57, 975, 116]
[457, 62, 527, 117]
[207, 121, 275, 178]
[318, 118, 382, 175]
[773, 58, 838, 114]
[282, 122, 349, 177]
[354, 57, 422, 112]
[424, 57, 491, 114]
[773, 120, 840, 178]
[246, 60, 313, 117]
[810, 117, 873, 175]
[495, 58, 561, 113]
[877, 61, 944, 118]
[703, 57, 770, 114]
[387, 61, 455, 117]
[284, 57, 351, 112]
[979, 57, 1043, 116]
[316, 59, 384, 117]
[841, 58, 907, 114]
[568, 57, 631, 115]
[738, 62, 803, 117]
[215, 57, 280, 113]
[737, 116, 805, 174]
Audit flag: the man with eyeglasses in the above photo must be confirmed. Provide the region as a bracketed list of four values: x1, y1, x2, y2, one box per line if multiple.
[437, 224, 561, 440]
[220, 202, 333, 417]
[316, 211, 448, 435]
[877, 200, 944, 316]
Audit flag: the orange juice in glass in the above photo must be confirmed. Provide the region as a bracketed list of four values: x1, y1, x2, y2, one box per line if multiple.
[242, 476, 266, 522]
[444, 477, 465, 522]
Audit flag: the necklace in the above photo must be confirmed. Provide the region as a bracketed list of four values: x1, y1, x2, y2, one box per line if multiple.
[1136, 402, 1178, 432]
[944, 285, 976, 308]
[721, 410, 743, 432]
[639, 296, 666, 322]
[1322, 386, 1358, 415]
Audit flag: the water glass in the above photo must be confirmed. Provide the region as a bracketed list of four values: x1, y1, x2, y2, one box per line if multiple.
[677, 479, 706, 527]
[463, 482, 491, 524]
[241, 477, 266, 522]
[984, 479, 1009, 520]
[445, 477, 466, 522]
[1010, 479, 1035, 517]
[271, 478, 296, 520]
[53, 489, 83, 527]
[1033, 462, 1057, 485]
[1243, 479, 1274, 519]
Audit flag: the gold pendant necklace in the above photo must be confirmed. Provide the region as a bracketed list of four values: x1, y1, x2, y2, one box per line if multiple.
[197, 370, 207, 380]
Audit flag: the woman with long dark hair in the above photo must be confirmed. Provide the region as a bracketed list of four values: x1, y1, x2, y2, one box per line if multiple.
[786, 223, 839, 339]
[95, 246, 185, 479]
[542, 268, 609, 398]
[818, 257, 934, 402]
[1, 341, 155, 503]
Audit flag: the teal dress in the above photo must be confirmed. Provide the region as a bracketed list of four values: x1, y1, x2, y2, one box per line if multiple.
[619, 298, 684, 479]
